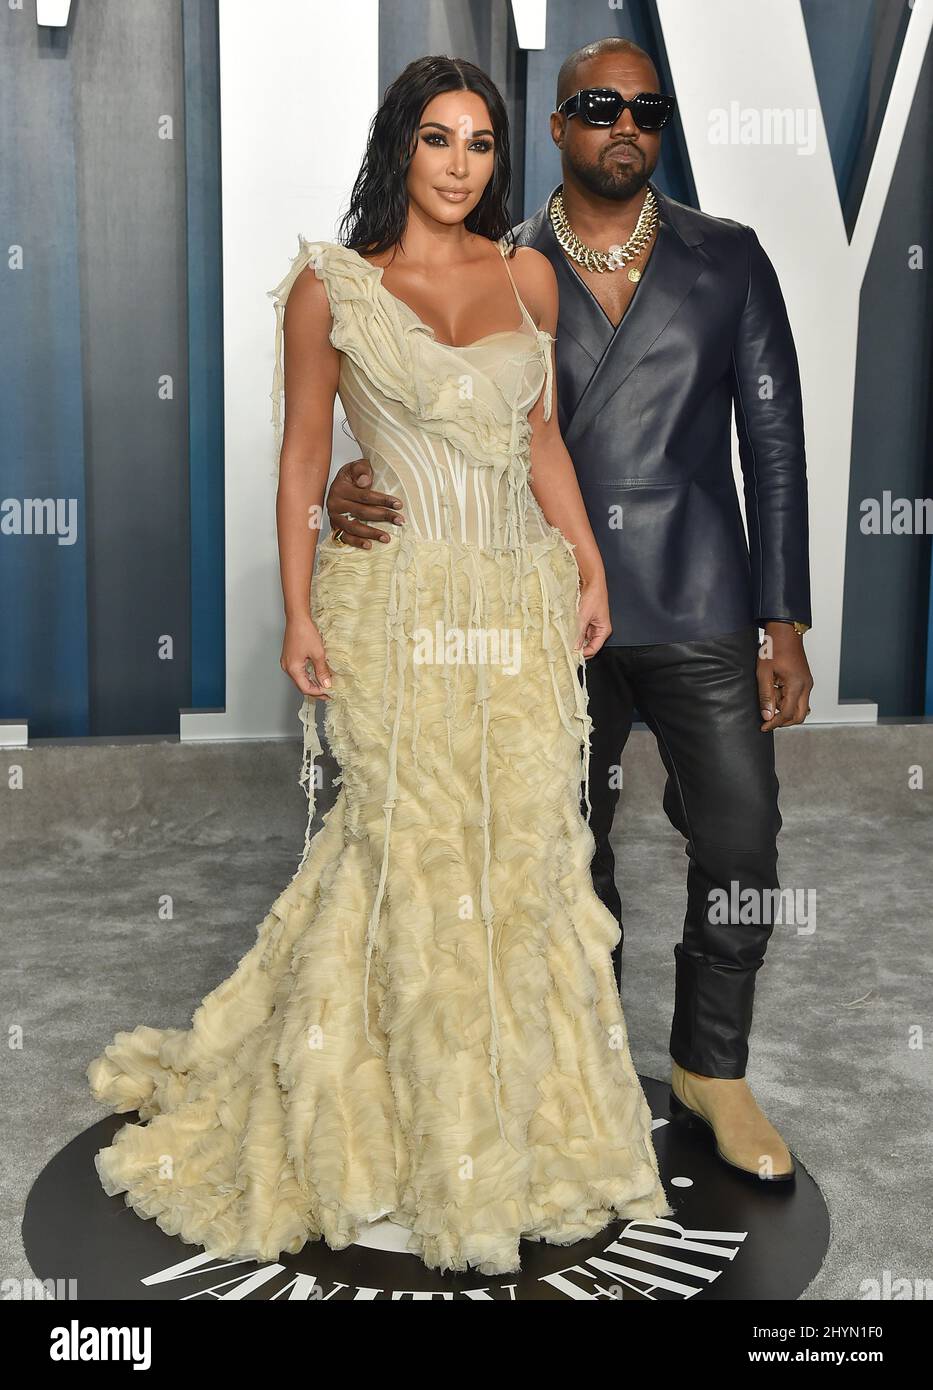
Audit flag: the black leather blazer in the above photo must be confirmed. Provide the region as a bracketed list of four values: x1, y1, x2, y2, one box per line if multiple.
[512, 185, 812, 645]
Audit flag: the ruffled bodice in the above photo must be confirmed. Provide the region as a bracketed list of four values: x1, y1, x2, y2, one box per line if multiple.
[267, 236, 556, 562]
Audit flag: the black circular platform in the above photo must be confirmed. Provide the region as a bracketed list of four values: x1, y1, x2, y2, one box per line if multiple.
[24, 1078, 829, 1300]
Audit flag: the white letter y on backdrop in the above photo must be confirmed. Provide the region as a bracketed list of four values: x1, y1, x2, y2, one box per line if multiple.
[656, 0, 932, 721]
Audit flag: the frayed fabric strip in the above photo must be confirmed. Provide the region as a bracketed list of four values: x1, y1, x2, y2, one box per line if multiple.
[294, 697, 325, 880]
[361, 550, 409, 1063]
[327, 529, 593, 1151]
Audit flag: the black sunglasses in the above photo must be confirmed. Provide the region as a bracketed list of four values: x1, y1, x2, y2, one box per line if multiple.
[558, 87, 676, 132]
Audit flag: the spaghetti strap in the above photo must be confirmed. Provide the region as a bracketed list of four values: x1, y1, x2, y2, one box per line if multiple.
[498, 240, 537, 330]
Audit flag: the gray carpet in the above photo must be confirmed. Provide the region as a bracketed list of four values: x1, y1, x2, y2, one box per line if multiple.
[2, 722, 930, 1299]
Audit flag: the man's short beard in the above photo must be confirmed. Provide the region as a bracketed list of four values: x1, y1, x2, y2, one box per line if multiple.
[567, 150, 652, 203]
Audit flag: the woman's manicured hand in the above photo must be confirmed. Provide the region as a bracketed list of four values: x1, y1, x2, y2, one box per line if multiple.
[282, 615, 333, 699]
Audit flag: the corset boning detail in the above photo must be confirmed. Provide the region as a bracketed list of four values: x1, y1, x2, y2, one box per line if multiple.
[338, 353, 553, 553]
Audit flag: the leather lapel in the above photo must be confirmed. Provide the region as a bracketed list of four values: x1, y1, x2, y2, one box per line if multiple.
[556, 186, 706, 450]
[517, 195, 615, 374]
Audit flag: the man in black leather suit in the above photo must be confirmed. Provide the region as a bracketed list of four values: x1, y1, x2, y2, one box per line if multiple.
[324, 37, 813, 1181]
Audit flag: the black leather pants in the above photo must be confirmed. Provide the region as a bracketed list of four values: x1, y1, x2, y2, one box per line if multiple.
[582, 625, 782, 1079]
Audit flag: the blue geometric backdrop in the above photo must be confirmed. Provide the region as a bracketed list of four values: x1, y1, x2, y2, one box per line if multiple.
[2, 0, 931, 734]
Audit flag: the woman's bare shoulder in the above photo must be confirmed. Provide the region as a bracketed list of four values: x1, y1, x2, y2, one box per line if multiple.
[506, 244, 558, 329]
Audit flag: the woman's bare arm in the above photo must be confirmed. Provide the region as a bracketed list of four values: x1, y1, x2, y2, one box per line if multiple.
[276, 266, 341, 697]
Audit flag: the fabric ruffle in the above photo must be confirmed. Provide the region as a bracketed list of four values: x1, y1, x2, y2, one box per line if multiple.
[87, 531, 672, 1278]
[266, 236, 553, 478]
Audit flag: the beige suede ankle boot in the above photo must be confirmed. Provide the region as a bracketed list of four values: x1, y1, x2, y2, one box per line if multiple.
[670, 1059, 795, 1181]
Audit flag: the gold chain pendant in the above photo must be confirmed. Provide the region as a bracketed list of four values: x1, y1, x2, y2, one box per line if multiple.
[549, 185, 658, 274]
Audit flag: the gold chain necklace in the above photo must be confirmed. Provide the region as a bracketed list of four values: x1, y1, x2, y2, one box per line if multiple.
[549, 184, 658, 279]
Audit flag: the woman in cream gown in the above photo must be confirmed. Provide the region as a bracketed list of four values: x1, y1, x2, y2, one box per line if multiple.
[86, 57, 672, 1278]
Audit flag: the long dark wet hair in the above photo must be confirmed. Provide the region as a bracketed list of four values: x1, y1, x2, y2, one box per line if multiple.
[338, 56, 515, 258]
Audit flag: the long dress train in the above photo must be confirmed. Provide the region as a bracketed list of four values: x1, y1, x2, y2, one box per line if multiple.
[86, 235, 672, 1276]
